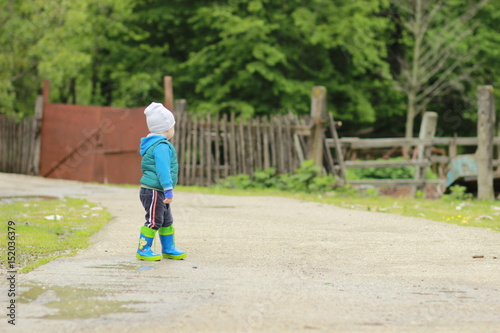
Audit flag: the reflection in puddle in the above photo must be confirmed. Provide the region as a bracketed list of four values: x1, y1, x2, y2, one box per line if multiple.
[137, 266, 153, 271]
[18, 283, 145, 319]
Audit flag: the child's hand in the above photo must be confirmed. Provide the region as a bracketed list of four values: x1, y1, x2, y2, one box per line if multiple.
[164, 189, 173, 204]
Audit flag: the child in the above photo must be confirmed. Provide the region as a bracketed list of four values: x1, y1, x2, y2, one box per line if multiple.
[136, 102, 186, 261]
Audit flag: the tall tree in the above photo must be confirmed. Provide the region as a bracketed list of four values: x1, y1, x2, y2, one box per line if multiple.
[390, 0, 490, 144]
[176, 0, 395, 120]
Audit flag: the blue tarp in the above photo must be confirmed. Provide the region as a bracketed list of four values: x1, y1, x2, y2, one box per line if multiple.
[445, 154, 478, 188]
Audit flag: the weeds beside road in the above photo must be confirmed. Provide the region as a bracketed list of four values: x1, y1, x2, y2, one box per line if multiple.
[0, 197, 110, 273]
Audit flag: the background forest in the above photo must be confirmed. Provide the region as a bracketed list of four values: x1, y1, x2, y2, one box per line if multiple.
[1, 0, 499, 138]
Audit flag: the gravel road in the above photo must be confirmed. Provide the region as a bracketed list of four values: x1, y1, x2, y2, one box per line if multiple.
[0, 173, 499, 333]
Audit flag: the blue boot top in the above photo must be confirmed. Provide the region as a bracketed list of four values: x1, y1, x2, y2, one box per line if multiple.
[159, 226, 187, 260]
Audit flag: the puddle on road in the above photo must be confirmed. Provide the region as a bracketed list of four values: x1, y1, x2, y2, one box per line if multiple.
[137, 266, 153, 271]
[0, 195, 59, 203]
[86, 262, 155, 271]
[18, 283, 145, 319]
[86, 263, 139, 270]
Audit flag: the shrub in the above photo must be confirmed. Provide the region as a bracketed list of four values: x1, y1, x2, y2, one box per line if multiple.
[442, 185, 472, 201]
[346, 157, 438, 180]
[218, 160, 337, 194]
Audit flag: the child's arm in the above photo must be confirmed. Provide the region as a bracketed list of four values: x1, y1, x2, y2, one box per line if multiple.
[154, 143, 174, 203]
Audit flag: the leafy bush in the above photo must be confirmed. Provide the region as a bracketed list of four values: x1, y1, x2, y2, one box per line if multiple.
[346, 157, 438, 180]
[218, 160, 337, 194]
[218, 174, 254, 190]
[442, 185, 473, 201]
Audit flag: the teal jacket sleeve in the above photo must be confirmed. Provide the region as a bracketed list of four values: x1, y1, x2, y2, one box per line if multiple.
[153, 143, 174, 191]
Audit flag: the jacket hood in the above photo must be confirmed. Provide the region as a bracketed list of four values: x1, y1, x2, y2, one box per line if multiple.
[140, 135, 166, 156]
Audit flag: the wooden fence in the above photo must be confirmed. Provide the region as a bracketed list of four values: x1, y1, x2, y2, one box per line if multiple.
[172, 110, 311, 186]
[1, 83, 496, 198]
[0, 114, 41, 175]
[325, 85, 498, 199]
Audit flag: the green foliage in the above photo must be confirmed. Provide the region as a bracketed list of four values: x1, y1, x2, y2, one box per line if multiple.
[1, 0, 498, 141]
[0, 197, 111, 273]
[333, 184, 359, 197]
[218, 160, 336, 193]
[346, 158, 414, 180]
[345, 157, 438, 180]
[442, 185, 473, 202]
[363, 187, 380, 198]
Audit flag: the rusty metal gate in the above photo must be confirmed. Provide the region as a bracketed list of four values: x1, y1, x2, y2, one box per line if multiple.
[39, 100, 149, 185]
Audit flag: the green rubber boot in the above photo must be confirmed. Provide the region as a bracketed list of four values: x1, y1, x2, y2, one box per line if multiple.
[136, 226, 161, 261]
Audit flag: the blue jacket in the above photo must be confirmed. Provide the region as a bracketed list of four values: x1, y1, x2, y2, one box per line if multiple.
[139, 135, 178, 191]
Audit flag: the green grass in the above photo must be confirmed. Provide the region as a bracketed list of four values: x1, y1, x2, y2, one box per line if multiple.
[176, 185, 500, 232]
[1, 197, 111, 273]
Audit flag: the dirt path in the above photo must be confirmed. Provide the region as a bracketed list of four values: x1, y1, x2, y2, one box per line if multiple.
[1, 173, 499, 333]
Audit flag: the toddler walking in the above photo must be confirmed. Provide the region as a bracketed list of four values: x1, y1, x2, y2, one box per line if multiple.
[136, 102, 186, 261]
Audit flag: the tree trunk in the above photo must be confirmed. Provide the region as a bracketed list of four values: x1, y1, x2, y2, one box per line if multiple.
[404, 94, 416, 158]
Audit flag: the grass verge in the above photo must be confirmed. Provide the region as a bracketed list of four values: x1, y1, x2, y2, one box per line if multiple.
[1, 197, 111, 273]
[176, 185, 500, 232]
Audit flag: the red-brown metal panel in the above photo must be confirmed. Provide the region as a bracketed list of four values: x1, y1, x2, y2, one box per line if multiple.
[40, 103, 149, 184]
[100, 107, 148, 184]
[40, 104, 101, 182]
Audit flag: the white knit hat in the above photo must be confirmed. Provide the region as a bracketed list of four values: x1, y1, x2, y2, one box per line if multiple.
[144, 102, 175, 133]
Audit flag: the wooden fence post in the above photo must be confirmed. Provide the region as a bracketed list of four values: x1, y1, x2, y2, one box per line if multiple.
[32, 95, 43, 175]
[327, 114, 347, 185]
[413, 111, 438, 195]
[42, 80, 50, 105]
[174, 99, 187, 113]
[308, 86, 327, 169]
[164, 76, 174, 111]
[477, 85, 495, 200]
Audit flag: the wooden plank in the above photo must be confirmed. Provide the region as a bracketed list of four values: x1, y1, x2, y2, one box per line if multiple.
[222, 114, 230, 179]
[430, 156, 450, 163]
[270, 117, 277, 169]
[414, 111, 438, 194]
[247, 118, 255, 173]
[239, 118, 246, 175]
[275, 116, 285, 173]
[181, 111, 189, 184]
[191, 116, 199, 185]
[21, 118, 28, 174]
[229, 113, 237, 175]
[323, 138, 336, 175]
[9, 117, 14, 172]
[348, 179, 445, 186]
[205, 114, 212, 185]
[214, 113, 220, 183]
[343, 160, 431, 168]
[175, 111, 184, 184]
[328, 113, 347, 184]
[331, 136, 500, 149]
[199, 115, 205, 186]
[294, 133, 305, 164]
[185, 113, 193, 185]
[0, 116, 5, 171]
[308, 86, 327, 167]
[285, 115, 295, 172]
[5, 116, 10, 172]
[263, 117, 271, 169]
[163, 76, 174, 111]
[255, 118, 263, 170]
